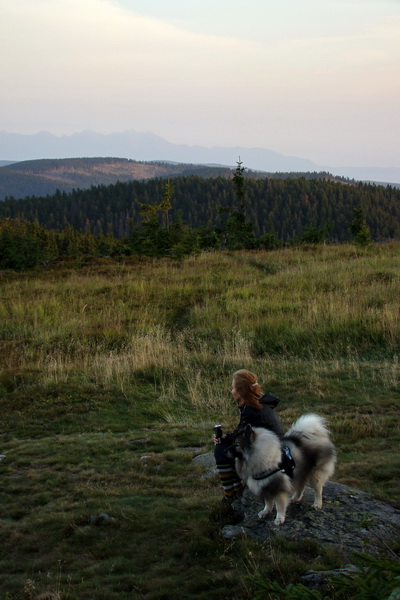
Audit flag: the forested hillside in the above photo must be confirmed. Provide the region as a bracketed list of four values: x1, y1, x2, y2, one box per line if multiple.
[0, 156, 343, 201]
[0, 157, 233, 200]
[1, 175, 399, 242]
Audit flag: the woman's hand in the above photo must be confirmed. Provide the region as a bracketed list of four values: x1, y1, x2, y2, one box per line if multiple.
[213, 433, 227, 445]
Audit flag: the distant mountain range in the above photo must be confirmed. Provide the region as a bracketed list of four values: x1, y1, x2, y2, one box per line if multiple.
[0, 129, 319, 171]
[0, 130, 399, 194]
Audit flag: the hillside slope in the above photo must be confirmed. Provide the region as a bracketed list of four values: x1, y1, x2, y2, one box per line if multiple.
[0, 157, 341, 201]
[0, 157, 239, 200]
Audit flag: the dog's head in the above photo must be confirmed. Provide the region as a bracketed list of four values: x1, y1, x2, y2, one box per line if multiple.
[228, 424, 256, 459]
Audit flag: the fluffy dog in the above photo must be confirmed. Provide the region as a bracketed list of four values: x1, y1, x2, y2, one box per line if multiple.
[233, 414, 336, 525]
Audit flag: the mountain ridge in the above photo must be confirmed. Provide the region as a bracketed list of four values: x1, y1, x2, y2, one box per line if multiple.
[0, 129, 316, 171]
[1, 129, 399, 186]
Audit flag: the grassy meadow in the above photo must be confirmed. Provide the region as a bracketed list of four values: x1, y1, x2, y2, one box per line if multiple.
[0, 243, 399, 599]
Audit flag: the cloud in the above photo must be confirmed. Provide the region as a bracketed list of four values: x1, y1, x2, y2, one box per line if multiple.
[1, 0, 249, 100]
[3, 0, 399, 104]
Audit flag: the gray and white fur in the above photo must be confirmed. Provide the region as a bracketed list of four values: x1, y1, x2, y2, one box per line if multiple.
[234, 413, 336, 526]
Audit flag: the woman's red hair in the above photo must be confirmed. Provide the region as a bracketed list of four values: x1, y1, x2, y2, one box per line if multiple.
[233, 369, 263, 409]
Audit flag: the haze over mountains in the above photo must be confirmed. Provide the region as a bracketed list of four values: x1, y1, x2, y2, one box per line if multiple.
[1, 130, 399, 186]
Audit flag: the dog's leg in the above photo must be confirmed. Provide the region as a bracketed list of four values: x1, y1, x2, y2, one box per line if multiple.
[290, 487, 305, 503]
[274, 493, 289, 526]
[258, 499, 274, 519]
[311, 481, 324, 509]
[312, 492, 323, 508]
[310, 458, 335, 508]
[289, 474, 307, 503]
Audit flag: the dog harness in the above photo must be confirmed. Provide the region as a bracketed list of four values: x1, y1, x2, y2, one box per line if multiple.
[253, 445, 295, 480]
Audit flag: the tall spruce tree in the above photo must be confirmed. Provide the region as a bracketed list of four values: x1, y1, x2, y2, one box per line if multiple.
[233, 157, 246, 215]
[225, 158, 256, 249]
[350, 206, 372, 246]
[159, 179, 173, 230]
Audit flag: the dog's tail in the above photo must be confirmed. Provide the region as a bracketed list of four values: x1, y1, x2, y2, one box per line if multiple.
[286, 413, 331, 440]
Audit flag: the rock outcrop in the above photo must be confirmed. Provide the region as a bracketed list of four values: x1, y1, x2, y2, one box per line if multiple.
[223, 481, 400, 558]
[193, 452, 400, 558]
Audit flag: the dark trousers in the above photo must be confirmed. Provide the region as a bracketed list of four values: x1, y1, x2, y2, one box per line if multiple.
[214, 442, 244, 499]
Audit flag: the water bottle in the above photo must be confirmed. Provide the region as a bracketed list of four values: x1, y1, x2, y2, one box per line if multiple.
[214, 424, 223, 443]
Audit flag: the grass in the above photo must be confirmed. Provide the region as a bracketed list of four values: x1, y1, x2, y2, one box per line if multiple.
[0, 244, 399, 599]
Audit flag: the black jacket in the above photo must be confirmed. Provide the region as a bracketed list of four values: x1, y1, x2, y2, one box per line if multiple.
[229, 393, 285, 441]
[214, 393, 284, 463]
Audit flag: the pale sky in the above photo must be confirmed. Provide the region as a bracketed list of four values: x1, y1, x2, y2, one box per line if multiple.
[1, 0, 400, 167]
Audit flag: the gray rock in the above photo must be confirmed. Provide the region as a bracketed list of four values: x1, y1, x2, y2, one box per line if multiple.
[192, 452, 217, 480]
[89, 512, 116, 526]
[221, 525, 247, 539]
[222, 481, 400, 558]
[201, 467, 218, 480]
[300, 564, 361, 590]
[192, 452, 216, 468]
[192, 451, 218, 479]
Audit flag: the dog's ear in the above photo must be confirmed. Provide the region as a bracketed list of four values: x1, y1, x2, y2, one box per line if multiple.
[244, 424, 255, 446]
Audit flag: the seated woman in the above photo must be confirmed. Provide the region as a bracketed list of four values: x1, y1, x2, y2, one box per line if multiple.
[214, 369, 284, 502]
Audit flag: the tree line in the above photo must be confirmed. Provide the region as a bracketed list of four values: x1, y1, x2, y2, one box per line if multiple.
[0, 164, 398, 269]
[1, 170, 399, 241]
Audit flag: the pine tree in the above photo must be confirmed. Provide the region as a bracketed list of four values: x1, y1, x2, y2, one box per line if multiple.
[233, 157, 246, 215]
[159, 179, 173, 230]
[350, 206, 372, 246]
[224, 158, 256, 249]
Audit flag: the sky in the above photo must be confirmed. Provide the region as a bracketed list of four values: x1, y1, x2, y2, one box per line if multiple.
[1, 0, 400, 167]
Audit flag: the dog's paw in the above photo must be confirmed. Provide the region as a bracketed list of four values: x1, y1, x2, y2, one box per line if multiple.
[290, 494, 303, 504]
[257, 509, 269, 519]
[274, 515, 285, 526]
[312, 501, 322, 509]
